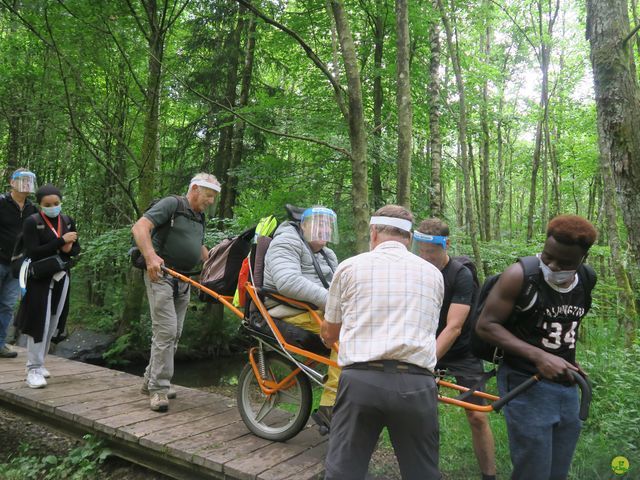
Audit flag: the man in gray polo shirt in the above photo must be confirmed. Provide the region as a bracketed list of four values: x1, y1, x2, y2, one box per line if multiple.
[132, 173, 220, 412]
[321, 204, 443, 479]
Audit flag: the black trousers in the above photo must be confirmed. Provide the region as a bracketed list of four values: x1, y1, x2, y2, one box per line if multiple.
[324, 368, 441, 480]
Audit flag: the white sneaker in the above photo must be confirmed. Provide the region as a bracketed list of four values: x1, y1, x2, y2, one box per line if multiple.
[26, 370, 47, 389]
[25, 367, 51, 378]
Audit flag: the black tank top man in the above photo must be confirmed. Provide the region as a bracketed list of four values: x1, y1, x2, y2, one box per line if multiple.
[504, 272, 592, 374]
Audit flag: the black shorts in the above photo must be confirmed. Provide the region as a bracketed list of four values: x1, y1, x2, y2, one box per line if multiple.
[437, 353, 488, 406]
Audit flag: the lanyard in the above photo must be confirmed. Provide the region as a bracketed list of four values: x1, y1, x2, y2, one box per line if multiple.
[40, 212, 62, 238]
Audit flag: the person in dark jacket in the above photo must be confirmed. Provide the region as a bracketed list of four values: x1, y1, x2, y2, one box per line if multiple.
[0, 168, 37, 358]
[15, 184, 79, 388]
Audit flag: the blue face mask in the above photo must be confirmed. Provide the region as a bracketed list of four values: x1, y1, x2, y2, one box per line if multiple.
[42, 205, 62, 218]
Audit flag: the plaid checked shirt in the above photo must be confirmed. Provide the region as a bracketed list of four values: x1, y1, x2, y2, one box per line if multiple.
[324, 240, 443, 371]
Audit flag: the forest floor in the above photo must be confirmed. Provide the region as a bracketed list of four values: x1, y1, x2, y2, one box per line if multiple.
[0, 385, 402, 480]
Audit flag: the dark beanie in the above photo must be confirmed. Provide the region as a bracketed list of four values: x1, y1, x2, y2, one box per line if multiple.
[36, 184, 62, 203]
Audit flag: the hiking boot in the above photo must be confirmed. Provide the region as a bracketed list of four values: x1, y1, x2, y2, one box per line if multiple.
[0, 345, 17, 358]
[149, 392, 169, 412]
[311, 405, 333, 435]
[141, 379, 176, 399]
[26, 370, 47, 389]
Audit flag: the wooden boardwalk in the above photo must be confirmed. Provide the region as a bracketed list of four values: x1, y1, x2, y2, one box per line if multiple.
[0, 347, 327, 479]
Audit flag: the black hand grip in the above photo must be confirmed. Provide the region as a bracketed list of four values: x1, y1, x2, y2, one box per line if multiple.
[571, 371, 592, 421]
[492, 375, 539, 412]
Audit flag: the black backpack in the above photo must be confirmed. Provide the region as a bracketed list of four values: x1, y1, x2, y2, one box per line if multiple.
[130, 195, 205, 269]
[468, 256, 597, 363]
[444, 255, 480, 293]
[11, 213, 72, 279]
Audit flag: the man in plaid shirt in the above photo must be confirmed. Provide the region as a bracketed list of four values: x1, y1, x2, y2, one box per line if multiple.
[321, 204, 444, 480]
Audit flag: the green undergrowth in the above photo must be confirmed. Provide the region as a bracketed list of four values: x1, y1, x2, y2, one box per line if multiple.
[0, 435, 110, 480]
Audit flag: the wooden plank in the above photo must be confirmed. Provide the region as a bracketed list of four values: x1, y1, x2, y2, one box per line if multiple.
[54, 385, 144, 421]
[117, 402, 231, 442]
[139, 408, 240, 451]
[282, 460, 325, 480]
[195, 432, 272, 471]
[258, 442, 328, 480]
[164, 419, 252, 463]
[93, 389, 215, 435]
[223, 427, 325, 480]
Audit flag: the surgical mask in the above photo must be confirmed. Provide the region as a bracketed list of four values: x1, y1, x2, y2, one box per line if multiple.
[42, 205, 62, 218]
[539, 257, 577, 286]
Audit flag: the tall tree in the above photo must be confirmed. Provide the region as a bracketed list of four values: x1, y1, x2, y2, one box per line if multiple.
[330, 0, 370, 251]
[524, 0, 559, 241]
[437, 0, 482, 270]
[222, 13, 257, 218]
[586, 0, 640, 269]
[120, 0, 189, 332]
[428, 13, 443, 217]
[395, 0, 412, 208]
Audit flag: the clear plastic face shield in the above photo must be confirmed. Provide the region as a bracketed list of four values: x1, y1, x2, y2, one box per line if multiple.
[301, 207, 339, 244]
[411, 231, 447, 260]
[11, 170, 37, 194]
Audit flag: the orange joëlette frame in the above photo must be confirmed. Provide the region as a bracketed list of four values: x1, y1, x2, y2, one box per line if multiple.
[162, 267, 500, 411]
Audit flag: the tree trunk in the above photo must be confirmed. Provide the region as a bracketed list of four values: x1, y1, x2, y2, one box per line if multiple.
[217, 10, 246, 219]
[494, 94, 505, 240]
[331, 0, 369, 252]
[586, 0, 640, 270]
[480, 22, 491, 241]
[395, 0, 412, 208]
[600, 149, 637, 344]
[371, 1, 385, 210]
[437, 0, 482, 269]
[223, 13, 257, 218]
[428, 18, 443, 217]
[121, 0, 165, 333]
[526, 1, 558, 241]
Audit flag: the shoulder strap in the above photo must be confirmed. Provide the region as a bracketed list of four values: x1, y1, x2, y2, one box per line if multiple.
[444, 258, 464, 292]
[292, 223, 330, 289]
[173, 195, 206, 226]
[319, 249, 335, 274]
[577, 263, 597, 311]
[512, 256, 541, 312]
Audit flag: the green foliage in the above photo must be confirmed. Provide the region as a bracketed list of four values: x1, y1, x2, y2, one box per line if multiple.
[0, 435, 110, 480]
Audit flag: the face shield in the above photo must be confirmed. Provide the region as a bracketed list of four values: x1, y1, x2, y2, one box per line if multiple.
[301, 207, 339, 244]
[11, 171, 37, 194]
[411, 231, 447, 256]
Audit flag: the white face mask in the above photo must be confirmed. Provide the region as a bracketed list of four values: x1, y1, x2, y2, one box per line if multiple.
[538, 256, 578, 285]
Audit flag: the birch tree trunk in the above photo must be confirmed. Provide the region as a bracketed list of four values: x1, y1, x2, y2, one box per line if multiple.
[395, 0, 412, 208]
[428, 17, 443, 217]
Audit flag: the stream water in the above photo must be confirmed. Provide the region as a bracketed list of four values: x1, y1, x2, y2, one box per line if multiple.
[117, 354, 247, 388]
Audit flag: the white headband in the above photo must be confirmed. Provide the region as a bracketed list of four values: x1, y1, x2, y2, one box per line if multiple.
[370, 216, 412, 232]
[190, 179, 221, 192]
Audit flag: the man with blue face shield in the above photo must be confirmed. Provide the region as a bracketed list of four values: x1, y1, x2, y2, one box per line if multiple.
[476, 215, 598, 480]
[0, 169, 38, 358]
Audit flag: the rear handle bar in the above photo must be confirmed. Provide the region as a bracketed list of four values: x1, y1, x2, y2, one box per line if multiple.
[492, 371, 591, 421]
